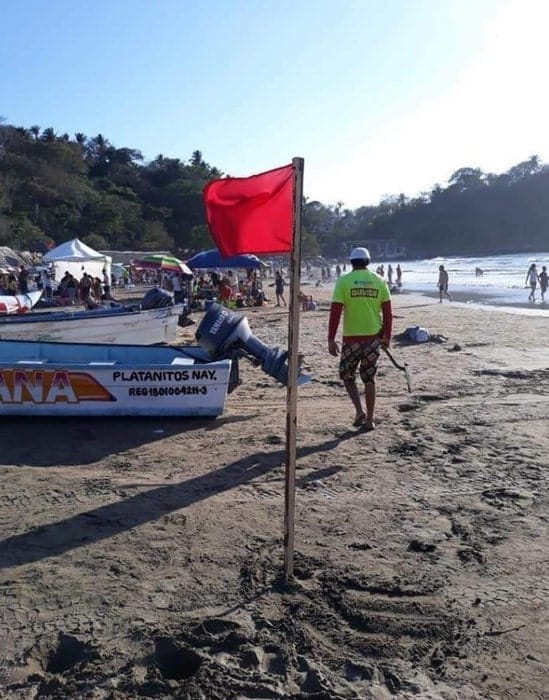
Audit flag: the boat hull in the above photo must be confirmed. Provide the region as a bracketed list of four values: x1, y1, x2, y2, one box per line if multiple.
[0, 305, 184, 344]
[0, 290, 43, 315]
[0, 340, 231, 417]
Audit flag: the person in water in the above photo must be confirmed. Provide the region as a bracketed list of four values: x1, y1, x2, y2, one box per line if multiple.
[538, 265, 547, 302]
[525, 263, 538, 302]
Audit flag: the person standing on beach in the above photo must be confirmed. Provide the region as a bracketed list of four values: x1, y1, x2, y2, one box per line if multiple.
[539, 266, 548, 302]
[328, 247, 392, 431]
[525, 263, 538, 302]
[102, 267, 112, 300]
[43, 272, 54, 300]
[437, 265, 452, 303]
[18, 266, 29, 294]
[274, 270, 286, 307]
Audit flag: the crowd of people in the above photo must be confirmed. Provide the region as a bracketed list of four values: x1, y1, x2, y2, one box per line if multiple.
[0, 265, 133, 307]
[373, 263, 403, 290]
[192, 268, 271, 308]
[186, 259, 408, 311]
[0, 257, 405, 318]
[0, 265, 32, 296]
[54, 269, 116, 308]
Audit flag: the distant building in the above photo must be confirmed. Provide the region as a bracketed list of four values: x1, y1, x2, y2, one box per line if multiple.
[344, 239, 407, 260]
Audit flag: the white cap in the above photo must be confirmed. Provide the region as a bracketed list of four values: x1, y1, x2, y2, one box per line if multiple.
[349, 247, 370, 261]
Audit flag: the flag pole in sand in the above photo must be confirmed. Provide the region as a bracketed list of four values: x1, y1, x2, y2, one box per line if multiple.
[284, 157, 304, 581]
[202, 159, 303, 580]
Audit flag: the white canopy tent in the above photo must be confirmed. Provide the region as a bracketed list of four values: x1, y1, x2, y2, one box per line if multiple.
[43, 239, 112, 283]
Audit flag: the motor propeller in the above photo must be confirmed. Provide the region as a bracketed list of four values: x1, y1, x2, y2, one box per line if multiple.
[196, 303, 309, 386]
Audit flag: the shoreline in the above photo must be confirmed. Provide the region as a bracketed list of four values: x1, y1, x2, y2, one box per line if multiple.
[304, 280, 549, 316]
[400, 288, 549, 316]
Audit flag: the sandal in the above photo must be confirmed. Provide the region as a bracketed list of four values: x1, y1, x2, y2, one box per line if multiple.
[362, 419, 376, 431]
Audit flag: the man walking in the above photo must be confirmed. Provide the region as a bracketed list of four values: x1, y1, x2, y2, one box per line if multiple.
[328, 247, 392, 431]
[437, 265, 452, 303]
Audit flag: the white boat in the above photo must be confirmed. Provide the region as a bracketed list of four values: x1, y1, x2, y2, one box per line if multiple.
[0, 290, 43, 315]
[0, 303, 184, 345]
[0, 339, 235, 417]
[0, 304, 309, 418]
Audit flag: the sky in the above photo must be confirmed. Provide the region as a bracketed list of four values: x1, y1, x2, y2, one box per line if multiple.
[2, 0, 548, 209]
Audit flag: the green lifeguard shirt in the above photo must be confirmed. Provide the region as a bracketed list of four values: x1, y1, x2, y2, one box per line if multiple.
[331, 268, 390, 337]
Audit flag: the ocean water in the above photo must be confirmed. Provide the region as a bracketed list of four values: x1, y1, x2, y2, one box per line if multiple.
[391, 252, 549, 307]
[315, 252, 549, 309]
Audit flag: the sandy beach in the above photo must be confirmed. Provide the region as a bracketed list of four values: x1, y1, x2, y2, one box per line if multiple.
[0, 286, 548, 699]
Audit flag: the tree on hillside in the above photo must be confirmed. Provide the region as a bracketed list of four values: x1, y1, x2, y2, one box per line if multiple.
[40, 127, 57, 142]
[506, 155, 542, 183]
[1, 118, 548, 257]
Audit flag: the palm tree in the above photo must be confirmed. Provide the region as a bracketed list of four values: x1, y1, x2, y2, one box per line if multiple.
[15, 127, 31, 140]
[40, 127, 56, 142]
[190, 150, 203, 168]
[86, 133, 110, 170]
[74, 132, 87, 157]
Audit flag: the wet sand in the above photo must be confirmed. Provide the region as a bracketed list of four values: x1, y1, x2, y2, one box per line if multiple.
[0, 286, 547, 698]
[416, 287, 549, 315]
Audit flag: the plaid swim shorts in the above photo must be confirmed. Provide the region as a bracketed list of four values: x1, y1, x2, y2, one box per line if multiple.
[339, 339, 381, 384]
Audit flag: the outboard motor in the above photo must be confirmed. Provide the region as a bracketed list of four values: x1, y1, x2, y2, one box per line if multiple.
[196, 303, 309, 386]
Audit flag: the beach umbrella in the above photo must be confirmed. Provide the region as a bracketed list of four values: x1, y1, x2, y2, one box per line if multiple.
[187, 249, 262, 270]
[131, 254, 193, 277]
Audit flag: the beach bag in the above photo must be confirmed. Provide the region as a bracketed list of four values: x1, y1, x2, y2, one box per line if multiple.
[404, 325, 430, 343]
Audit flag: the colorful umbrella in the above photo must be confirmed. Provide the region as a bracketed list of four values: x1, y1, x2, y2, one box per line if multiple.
[186, 249, 262, 270]
[131, 254, 193, 276]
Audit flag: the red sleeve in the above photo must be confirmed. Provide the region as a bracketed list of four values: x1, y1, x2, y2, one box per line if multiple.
[328, 302, 343, 341]
[381, 300, 393, 343]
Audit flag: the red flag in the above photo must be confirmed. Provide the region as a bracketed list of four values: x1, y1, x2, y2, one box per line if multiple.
[203, 164, 294, 257]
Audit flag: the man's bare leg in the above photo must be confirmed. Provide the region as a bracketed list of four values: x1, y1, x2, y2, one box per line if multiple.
[344, 379, 364, 426]
[364, 382, 376, 430]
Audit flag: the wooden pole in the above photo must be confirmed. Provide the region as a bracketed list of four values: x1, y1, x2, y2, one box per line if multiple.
[283, 157, 304, 581]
